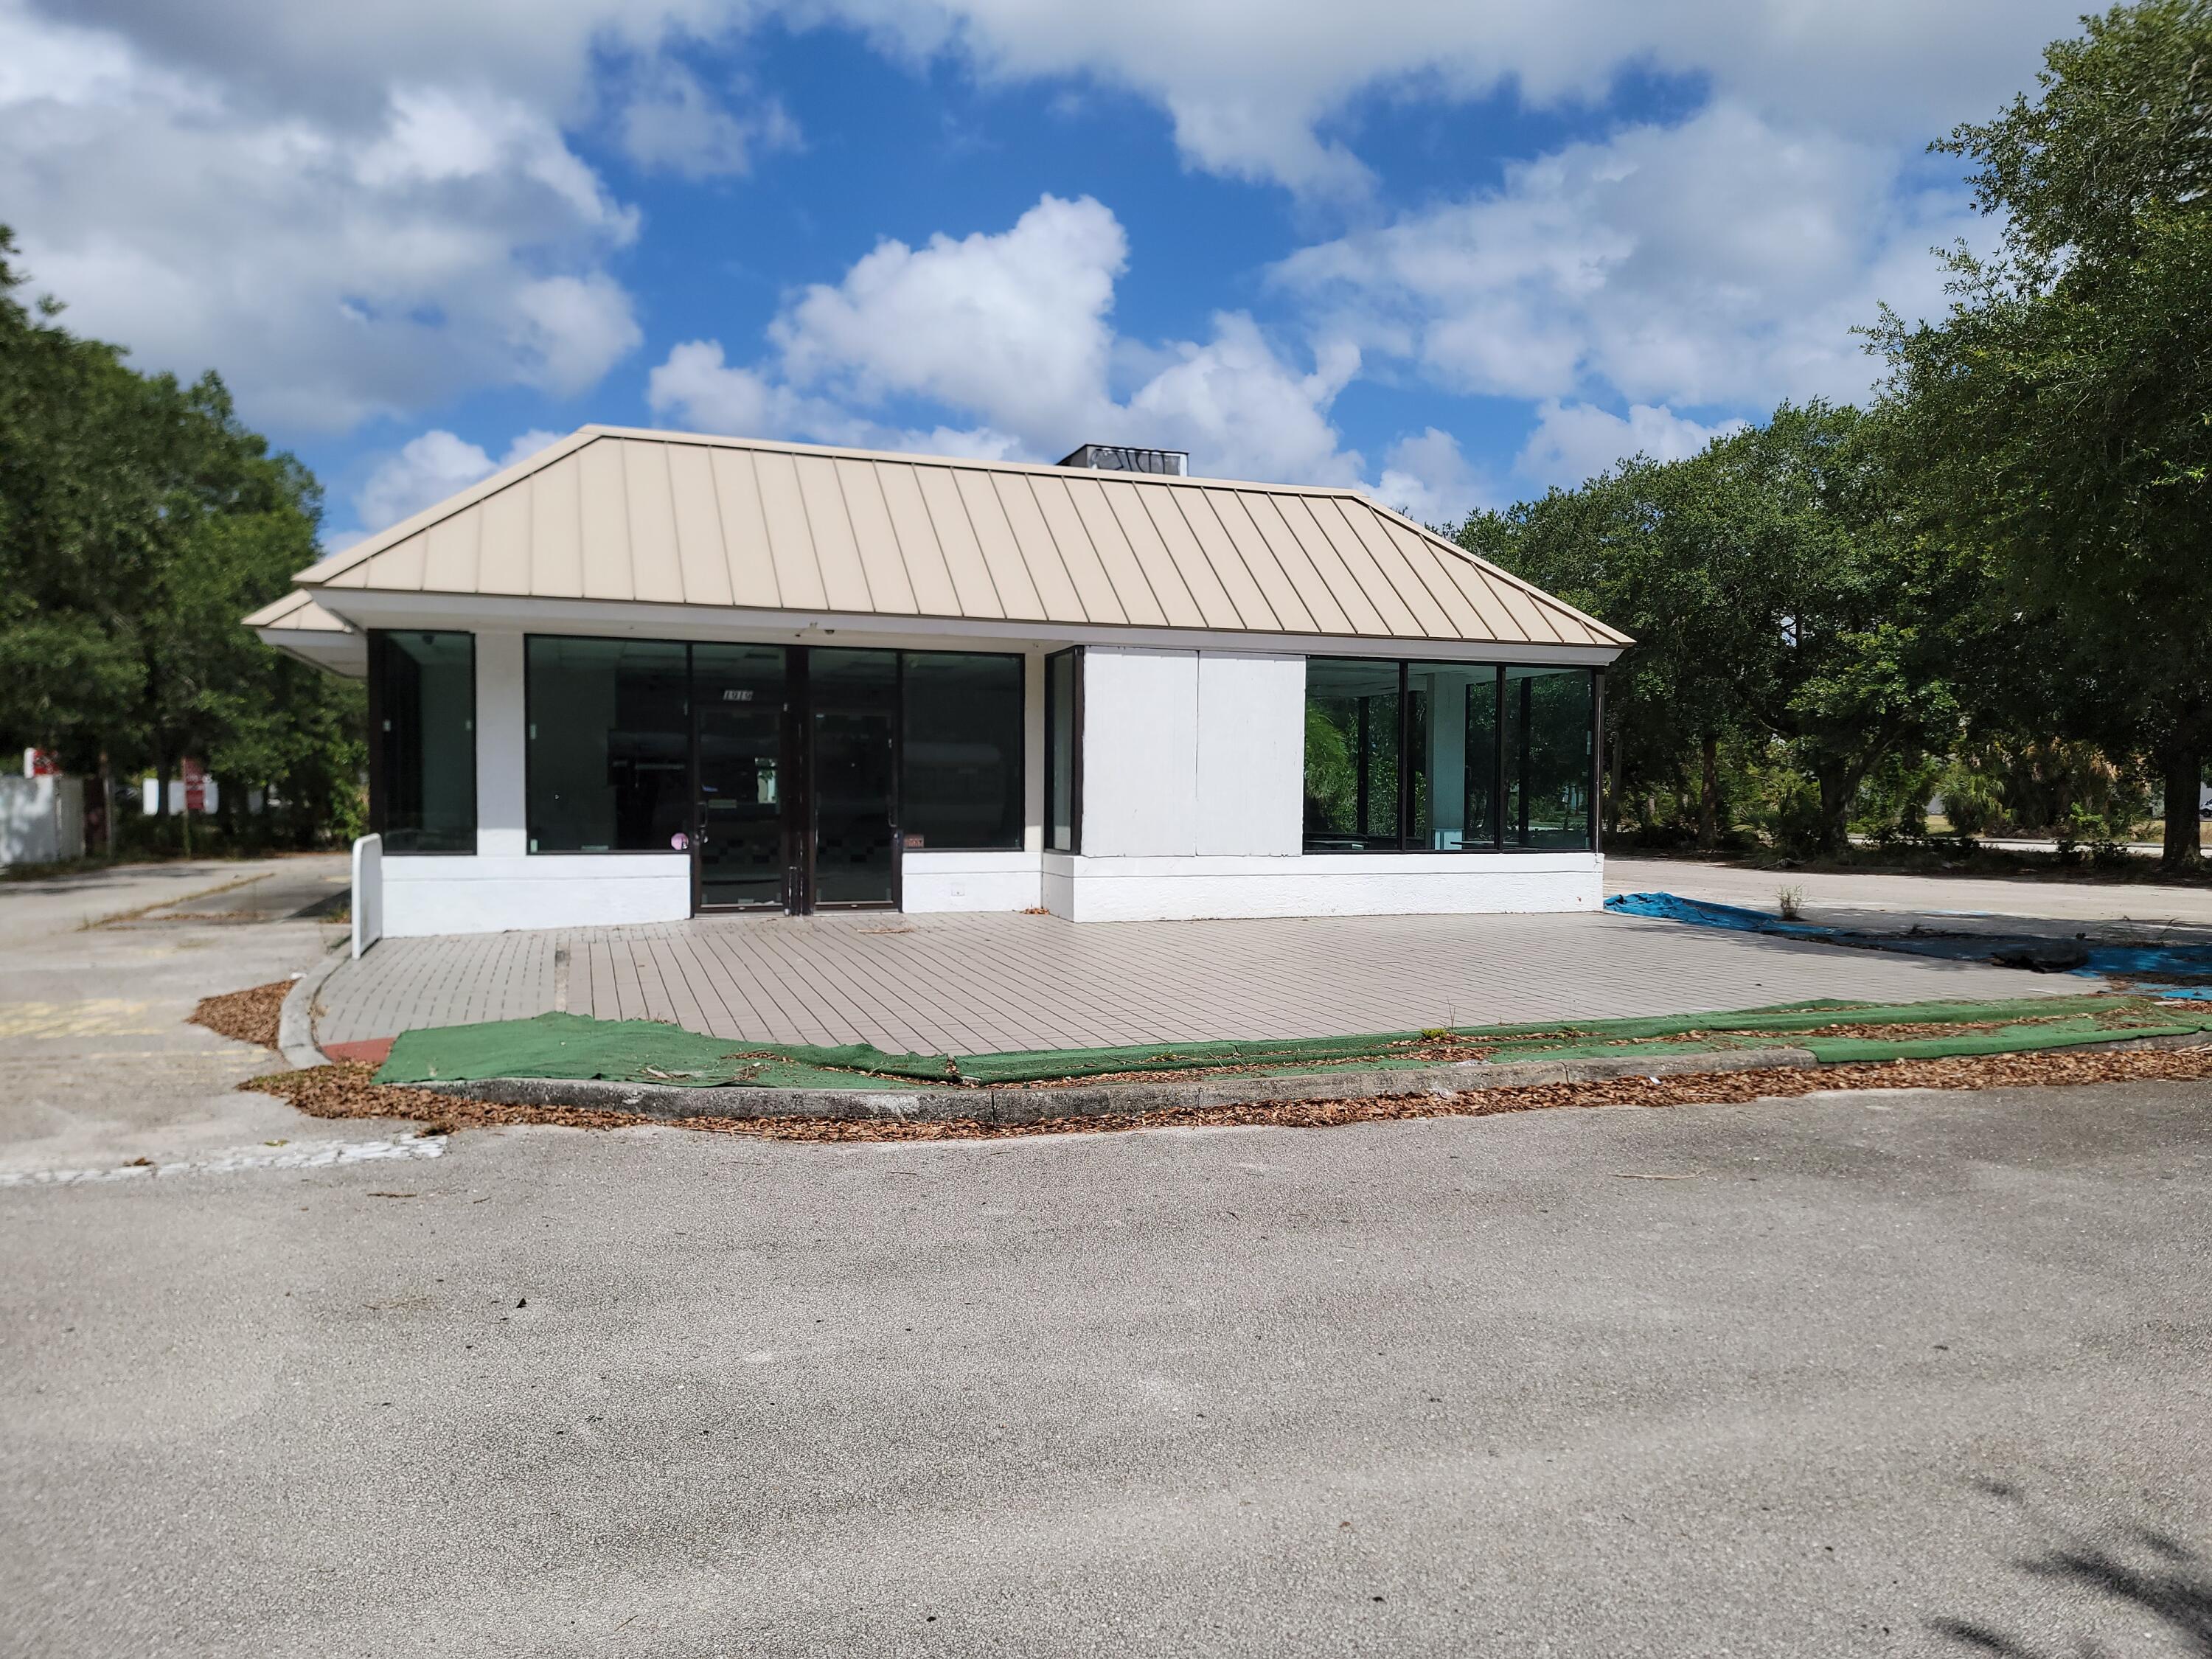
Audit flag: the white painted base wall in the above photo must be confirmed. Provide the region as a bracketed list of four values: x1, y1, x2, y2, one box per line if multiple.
[1042, 852, 1602, 922]
[380, 853, 692, 937]
[369, 847, 1598, 935]
[901, 850, 1043, 912]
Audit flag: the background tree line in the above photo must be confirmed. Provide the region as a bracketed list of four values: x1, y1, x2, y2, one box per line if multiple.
[0, 230, 363, 858]
[1461, 0, 2212, 871]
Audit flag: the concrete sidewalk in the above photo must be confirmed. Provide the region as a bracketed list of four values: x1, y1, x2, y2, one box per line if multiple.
[1608, 855, 2212, 928]
[317, 904, 2090, 1057]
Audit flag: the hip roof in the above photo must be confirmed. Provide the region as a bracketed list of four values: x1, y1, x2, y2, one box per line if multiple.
[287, 425, 1630, 650]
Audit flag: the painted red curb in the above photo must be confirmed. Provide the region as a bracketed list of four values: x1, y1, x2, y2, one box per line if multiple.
[323, 1037, 395, 1067]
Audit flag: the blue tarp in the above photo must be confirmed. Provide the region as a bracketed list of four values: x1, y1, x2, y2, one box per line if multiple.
[1606, 890, 2212, 996]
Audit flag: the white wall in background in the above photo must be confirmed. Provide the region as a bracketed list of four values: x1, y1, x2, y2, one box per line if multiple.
[140, 776, 220, 815]
[0, 775, 84, 866]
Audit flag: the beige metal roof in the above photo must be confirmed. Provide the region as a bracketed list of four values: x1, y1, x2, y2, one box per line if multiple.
[243, 588, 366, 677]
[243, 588, 352, 632]
[289, 426, 1629, 650]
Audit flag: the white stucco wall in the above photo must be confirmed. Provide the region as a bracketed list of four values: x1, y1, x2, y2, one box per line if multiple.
[1079, 647, 1200, 856]
[1196, 652, 1302, 856]
[1078, 647, 1301, 858]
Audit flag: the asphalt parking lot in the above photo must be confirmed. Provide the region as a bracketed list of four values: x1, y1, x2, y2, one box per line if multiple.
[4, 860, 2210, 1656]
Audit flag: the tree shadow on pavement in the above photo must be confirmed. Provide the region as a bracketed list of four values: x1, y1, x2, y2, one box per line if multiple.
[1933, 1480, 2212, 1655]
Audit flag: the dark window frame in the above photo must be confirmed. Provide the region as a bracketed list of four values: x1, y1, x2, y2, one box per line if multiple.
[1043, 646, 1083, 855]
[366, 628, 477, 856]
[1303, 655, 1599, 855]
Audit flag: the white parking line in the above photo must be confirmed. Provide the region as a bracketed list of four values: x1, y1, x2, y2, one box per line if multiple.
[0, 1135, 448, 1188]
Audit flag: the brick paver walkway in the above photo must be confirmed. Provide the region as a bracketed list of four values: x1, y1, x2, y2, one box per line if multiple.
[316, 908, 2089, 1056]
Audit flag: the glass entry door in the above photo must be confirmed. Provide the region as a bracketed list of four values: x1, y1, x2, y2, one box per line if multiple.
[691, 644, 897, 914]
[694, 645, 789, 909]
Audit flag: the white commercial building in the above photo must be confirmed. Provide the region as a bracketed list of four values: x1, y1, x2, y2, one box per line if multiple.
[247, 428, 1627, 945]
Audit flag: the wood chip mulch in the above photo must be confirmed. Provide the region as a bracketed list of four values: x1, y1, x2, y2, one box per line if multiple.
[187, 980, 293, 1049]
[242, 1041, 2212, 1146]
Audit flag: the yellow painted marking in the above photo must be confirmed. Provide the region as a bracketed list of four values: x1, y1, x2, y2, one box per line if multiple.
[0, 1001, 174, 1038]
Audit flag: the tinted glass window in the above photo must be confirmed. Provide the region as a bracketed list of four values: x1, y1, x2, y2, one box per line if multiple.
[1408, 663, 1500, 851]
[372, 630, 475, 853]
[1304, 657, 1401, 851]
[902, 653, 1023, 850]
[1504, 667, 1594, 849]
[807, 649, 898, 904]
[526, 637, 690, 852]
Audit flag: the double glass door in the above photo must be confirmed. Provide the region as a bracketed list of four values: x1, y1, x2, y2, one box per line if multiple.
[694, 647, 897, 912]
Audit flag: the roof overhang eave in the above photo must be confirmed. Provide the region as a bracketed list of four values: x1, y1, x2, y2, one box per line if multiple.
[297, 585, 1627, 666]
[251, 625, 368, 679]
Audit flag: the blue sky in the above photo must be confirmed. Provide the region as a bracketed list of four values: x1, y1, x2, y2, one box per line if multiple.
[4, 0, 2087, 546]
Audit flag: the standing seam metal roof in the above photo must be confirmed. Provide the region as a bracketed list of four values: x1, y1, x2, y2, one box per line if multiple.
[291, 426, 1629, 649]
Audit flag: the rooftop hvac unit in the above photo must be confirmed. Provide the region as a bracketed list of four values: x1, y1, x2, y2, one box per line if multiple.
[1056, 443, 1190, 476]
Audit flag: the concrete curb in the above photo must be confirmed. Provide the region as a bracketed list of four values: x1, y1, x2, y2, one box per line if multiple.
[278, 946, 347, 1070]
[414, 1044, 1823, 1125]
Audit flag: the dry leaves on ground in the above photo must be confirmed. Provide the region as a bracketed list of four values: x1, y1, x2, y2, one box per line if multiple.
[188, 980, 292, 1049]
[243, 1041, 2212, 1146]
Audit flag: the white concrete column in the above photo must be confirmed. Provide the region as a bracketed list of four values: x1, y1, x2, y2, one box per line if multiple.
[475, 631, 527, 858]
[1428, 670, 1467, 851]
[1023, 644, 1046, 855]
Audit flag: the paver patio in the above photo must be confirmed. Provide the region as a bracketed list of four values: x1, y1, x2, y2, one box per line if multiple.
[314, 907, 2093, 1056]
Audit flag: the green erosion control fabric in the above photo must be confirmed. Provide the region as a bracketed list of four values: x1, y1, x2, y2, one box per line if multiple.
[376, 1012, 936, 1091]
[373, 994, 2212, 1090]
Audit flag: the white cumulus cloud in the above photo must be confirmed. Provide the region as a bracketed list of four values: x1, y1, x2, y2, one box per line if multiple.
[1373, 428, 1492, 529]
[0, 5, 647, 431]
[772, 193, 1127, 445]
[0, 0, 796, 432]
[826, 0, 2083, 195]
[616, 58, 798, 178]
[1277, 102, 1988, 432]
[1515, 400, 1746, 490]
[1, 0, 2086, 462]
[647, 193, 1374, 485]
[354, 428, 562, 533]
